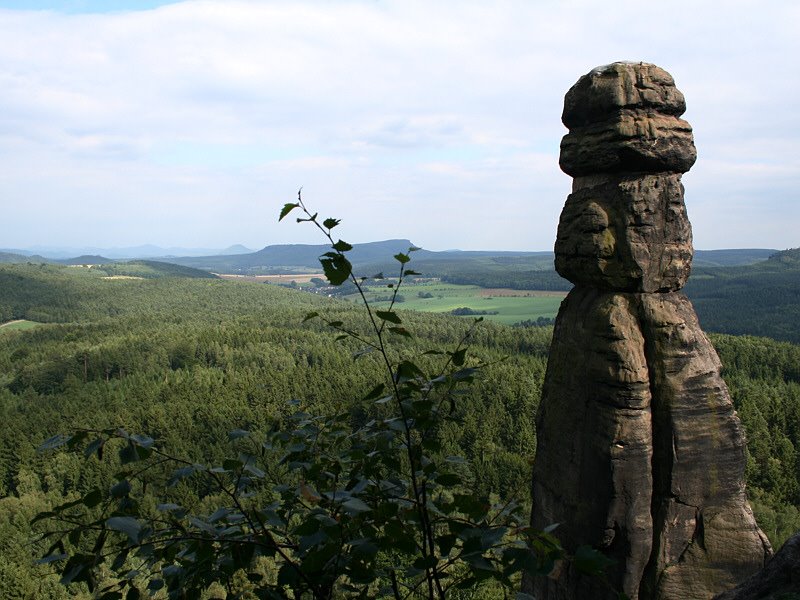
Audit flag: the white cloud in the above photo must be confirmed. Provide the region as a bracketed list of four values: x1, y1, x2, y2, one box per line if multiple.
[0, 0, 798, 251]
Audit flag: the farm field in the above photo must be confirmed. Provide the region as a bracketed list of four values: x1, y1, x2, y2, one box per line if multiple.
[0, 319, 42, 332]
[218, 272, 324, 285]
[351, 281, 567, 325]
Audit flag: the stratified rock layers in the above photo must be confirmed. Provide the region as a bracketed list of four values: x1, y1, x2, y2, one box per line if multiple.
[529, 63, 770, 599]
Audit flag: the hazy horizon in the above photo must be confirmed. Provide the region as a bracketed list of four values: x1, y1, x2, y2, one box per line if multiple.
[1, 240, 785, 261]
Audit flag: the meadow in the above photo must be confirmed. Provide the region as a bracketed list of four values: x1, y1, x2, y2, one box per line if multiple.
[348, 281, 566, 326]
[0, 319, 41, 332]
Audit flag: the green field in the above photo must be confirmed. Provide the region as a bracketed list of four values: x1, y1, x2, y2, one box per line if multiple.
[0, 319, 41, 332]
[351, 281, 566, 325]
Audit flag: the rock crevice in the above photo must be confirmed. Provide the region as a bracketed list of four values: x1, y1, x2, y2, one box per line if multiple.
[527, 62, 771, 600]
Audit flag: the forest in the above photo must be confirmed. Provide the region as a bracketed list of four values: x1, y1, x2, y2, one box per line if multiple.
[1, 259, 799, 598]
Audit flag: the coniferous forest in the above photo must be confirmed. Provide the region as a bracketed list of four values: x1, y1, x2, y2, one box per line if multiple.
[1, 258, 799, 598]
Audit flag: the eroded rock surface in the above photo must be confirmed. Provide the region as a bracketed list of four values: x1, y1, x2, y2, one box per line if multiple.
[714, 532, 800, 600]
[528, 62, 771, 600]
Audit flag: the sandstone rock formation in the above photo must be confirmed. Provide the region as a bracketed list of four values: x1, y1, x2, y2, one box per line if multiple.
[528, 62, 771, 600]
[714, 532, 800, 600]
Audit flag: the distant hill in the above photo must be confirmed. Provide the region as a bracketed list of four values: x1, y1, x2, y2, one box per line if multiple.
[161, 242, 776, 275]
[0, 248, 37, 257]
[0, 251, 52, 264]
[692, 248, 776, 267]
[219, 244, 254, 255]
[166, 239, 428, 272]
[0, 261, 217, 323]
[57, 255, 113, 265]
[1, 251, 34, 264]
[4, 245, 253, 260]
[165, 241, 563, 276]
[685, 248, 800, 343]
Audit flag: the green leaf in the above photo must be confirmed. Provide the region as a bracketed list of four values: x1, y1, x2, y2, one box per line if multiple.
[394, 253, 410, 264]
[208, 507, 232, 523]
[302, 311, 319, 323]
[60, 555, 93, 586]
[69, 528, 82, 545]
[543, 522, 560, 534]
[353, 346, 374, 359]
[130, 434, 154, 448]
[320, 253, 352, 286]
[436, 473, 462, 486]
[573, 545, 615, 576]
[351, 539, 379, 559]
[332, 239, 353, 252]
[422, 437, 442, 452]
[452, 367, 477, 382]
[110, 479, 131, 498]
[464, 553, 495, 572]
[278, 563, 301, 589]
[396, 360, 424, 382]
[481, 526, 508, 548]
[126, 588, 141, 600]
[438, 534, 457, 556]
[168, 466, 196, 487]
[323, 218, 340, 229]
[83, 488, 104, 508]
[453, 494, 489, 520]
[38, 434, 71, 452]
[84, 437, 105, 459]
[228, 429, 250, 440]
[413, 555, 438, 570]
[376, 311, 402, 324]
[106, 516, 142, 544]
[388, 326, 412, 338]
[279, 203, 300, 221]
[244, 463, 265, 478]
[66, 431, 88, 450]
[118, 443, 139, 464]
[451, 348, 467, 367]
[404, 269, 420, 275]
[363, 384, 386, 401]
[31, 511, 57, 525]
[36, 553, 69, 565]
[341, 498, 371, 514]
[299, 530, 329, 553]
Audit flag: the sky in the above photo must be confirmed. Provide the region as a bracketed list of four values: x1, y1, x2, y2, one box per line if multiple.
[0, 0, 798, 252]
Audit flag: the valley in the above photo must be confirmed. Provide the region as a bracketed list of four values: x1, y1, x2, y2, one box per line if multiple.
[1, 245, 799, 597]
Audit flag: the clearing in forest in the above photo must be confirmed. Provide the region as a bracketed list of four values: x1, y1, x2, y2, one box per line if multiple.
[355, 282, 566, 326]
[0, 319, 42, 332]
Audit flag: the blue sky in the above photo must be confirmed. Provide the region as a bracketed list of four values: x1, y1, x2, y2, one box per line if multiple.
[1, 0, 798, 251]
